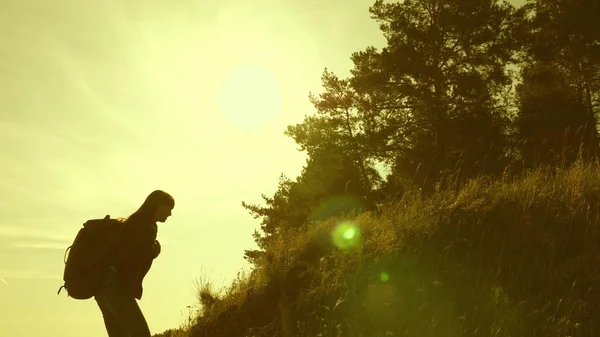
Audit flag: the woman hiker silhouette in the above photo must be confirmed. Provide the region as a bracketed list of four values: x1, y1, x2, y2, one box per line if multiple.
[95, 190, 174, 337]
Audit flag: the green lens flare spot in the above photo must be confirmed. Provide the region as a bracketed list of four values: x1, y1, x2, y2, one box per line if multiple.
[331, 222, 360, 249]
[343, 227, 356, 240]
[380, 272, 390, 282]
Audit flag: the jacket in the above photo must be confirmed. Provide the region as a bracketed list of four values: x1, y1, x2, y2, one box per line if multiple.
[110, 213, 161, 299]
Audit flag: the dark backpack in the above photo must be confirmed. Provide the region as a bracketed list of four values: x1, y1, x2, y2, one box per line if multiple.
[57, 215, 124, 299]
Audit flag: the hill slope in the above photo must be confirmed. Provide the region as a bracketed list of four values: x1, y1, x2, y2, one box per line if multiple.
[156, 161, 600, 337]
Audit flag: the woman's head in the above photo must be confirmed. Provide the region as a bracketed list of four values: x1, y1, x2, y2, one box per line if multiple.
[133, 190, 175, 223]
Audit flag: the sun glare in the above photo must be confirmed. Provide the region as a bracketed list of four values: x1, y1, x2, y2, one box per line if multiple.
[217, 62, 283, 132]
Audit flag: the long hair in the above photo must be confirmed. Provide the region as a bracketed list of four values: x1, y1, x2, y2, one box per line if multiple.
[127, 190, 175, 221]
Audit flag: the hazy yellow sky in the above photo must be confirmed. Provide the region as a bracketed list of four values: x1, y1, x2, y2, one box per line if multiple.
[0, 0, 385, 336]
[0, 0, 524, 336]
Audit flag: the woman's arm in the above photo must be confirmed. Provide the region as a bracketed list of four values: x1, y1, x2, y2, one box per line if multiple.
[132, 242, 159, 300]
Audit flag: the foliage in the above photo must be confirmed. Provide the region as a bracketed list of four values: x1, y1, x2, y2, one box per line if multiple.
[157, 159, 600, 337]
[155, 0, 600, 336]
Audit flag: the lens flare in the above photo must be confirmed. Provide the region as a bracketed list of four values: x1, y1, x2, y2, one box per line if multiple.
[331, 222, 360, 249]
[380, 272, 390, 282]
[343, 227, 356, 240]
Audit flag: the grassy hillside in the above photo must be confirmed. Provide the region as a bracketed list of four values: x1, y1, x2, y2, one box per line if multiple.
[155, 160, 600, 337]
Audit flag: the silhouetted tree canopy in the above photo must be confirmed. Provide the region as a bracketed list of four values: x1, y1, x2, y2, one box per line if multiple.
[242, 145, 373, 264]
[242, 0, 600, 264]
[514, 0, 600, 167]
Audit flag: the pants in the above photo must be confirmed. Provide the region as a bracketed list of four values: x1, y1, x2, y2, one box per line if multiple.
[94, 266, 150, 337]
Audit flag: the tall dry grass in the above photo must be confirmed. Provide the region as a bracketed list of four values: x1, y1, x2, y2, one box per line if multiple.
[155, 159, 600, 337]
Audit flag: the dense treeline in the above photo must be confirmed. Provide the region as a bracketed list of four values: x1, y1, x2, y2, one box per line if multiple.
[242, 0, 600, 266]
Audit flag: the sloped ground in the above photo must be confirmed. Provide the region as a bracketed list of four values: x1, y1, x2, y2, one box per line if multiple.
[156, 160, 600, 337]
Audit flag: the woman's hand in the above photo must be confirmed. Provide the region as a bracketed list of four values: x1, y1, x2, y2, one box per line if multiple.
[152, 240, 161, 259]
[132, 282, 144, 300]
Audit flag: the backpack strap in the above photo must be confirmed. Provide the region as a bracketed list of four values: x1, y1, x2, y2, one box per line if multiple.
[63, 246, 71, 264]
[57, 245, 72, 296]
